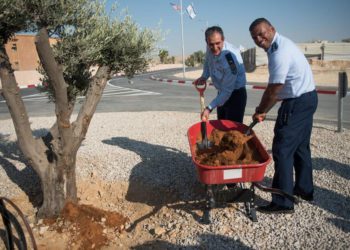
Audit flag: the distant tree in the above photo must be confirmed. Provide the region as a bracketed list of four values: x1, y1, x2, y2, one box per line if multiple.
[158, 49, 169, 63]
[170, 56, 175, 64]
[185, 55, 195, 67]
[193, 51, 205, 65]
[0, 0, 158, 218]
[185, 50, 205, 67]
[341, 38, 350, 43]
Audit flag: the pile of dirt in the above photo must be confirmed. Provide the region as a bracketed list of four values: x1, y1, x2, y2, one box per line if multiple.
[195, 129, 262, 166]
[43, 201, 129, 249]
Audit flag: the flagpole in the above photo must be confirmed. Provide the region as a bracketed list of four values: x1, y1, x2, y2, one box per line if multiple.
[180, 0, 186, 78]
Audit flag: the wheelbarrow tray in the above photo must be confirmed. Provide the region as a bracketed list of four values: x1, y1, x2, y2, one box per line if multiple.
[187, 120, 271, 185]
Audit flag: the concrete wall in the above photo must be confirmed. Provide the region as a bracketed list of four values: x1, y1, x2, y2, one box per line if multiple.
[255, 42, 350, 66]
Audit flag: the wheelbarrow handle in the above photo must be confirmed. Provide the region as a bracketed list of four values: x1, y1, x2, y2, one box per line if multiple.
[253, 183, 299, 204]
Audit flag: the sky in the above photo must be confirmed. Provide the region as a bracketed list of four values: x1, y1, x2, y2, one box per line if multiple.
[107, 0, 350, 56]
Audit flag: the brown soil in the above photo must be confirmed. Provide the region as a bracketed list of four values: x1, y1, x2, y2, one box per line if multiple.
[1, 179, 204, 249]
[195, 129, 262, 166]
[50, 202, 129, 249]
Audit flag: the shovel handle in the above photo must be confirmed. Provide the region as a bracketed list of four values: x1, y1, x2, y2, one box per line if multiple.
[245, 120, 259, 135]
[200, 95, 205, 113]
[193, 79, 207, 96]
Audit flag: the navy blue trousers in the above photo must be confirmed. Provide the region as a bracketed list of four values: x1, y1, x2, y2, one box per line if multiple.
[271, 90, 318, 208]
[217, 87, 247, 123]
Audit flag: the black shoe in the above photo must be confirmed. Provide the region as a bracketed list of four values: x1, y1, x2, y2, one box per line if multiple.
[294, 191, 314, 201]
[257, 203, 294, 214]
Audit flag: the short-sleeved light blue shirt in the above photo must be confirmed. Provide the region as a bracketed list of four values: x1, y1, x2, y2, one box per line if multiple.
[201, 41, 246, 109]
[268, 33, 315, 99]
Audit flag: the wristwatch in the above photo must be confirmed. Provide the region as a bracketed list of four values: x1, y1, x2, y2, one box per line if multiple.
[206, 105, 213, 113]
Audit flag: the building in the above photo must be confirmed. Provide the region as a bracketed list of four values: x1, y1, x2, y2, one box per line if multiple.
[4, 34, 57, 71]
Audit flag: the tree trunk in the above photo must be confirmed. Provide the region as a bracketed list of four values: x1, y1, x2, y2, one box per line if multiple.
[37, 155, 77, 218]
[0, 45, 45, 166]
[1, 28, 111, 218]
[1, 43, 78, 217]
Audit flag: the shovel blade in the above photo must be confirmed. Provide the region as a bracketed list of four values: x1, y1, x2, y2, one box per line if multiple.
[197, 121, 213, 150]
[197, 138, 213, 150]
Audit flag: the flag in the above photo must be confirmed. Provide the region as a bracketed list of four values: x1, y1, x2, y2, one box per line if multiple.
[186, 4, 196, 19]
[170, 2, 181, 11]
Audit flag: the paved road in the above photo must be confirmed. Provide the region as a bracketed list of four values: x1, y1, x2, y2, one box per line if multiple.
[0, 68, 349, 129]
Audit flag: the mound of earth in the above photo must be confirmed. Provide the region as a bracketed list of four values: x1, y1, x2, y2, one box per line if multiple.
[42, 202, 129, 249]
[195, 129, 262, 166]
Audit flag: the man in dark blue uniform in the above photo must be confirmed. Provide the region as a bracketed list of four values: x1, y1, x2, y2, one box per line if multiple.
[249, 18, 318, 213]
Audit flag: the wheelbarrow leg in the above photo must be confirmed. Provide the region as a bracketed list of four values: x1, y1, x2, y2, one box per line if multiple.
[203, 184, 215, 224]
[240, 183, 258, 222]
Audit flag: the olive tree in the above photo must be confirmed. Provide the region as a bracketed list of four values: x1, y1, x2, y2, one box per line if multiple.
[0, 0, 158, 218]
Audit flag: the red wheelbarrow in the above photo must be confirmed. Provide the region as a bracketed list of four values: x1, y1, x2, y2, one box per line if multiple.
[187, 119, 297, 223]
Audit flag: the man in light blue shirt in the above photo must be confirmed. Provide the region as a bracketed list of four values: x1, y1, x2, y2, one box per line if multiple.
[250, 18, 318, 214]
[194, 26, 247, 123]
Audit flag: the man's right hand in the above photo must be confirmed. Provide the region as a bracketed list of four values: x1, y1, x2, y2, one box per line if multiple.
[253, 112, 266, 122]
[193, 77, 206, 86]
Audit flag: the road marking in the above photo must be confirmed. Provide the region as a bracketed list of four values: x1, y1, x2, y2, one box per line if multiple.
[0, 84, 161, 103]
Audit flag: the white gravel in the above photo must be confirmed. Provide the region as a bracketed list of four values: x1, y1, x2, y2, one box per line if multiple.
[0, 111, 349, 249]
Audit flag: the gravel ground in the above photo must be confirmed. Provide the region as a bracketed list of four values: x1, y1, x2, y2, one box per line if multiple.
[0, 111, 349, 249]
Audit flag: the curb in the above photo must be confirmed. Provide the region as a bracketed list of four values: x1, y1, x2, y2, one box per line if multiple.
[18, 83, 41, 89]
[149, 75, 196, 85]
[149, 75, 340, 95]
[149, 75, 214, 86]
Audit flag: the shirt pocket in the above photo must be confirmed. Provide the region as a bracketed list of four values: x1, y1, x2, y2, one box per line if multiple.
[212, 65, 225, 80]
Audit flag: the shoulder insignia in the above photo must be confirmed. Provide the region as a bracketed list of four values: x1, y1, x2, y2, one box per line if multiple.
[271, 42, 278, 53]
[225, 53, 237, 75]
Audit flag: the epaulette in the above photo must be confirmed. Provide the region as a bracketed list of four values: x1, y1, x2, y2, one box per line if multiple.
[270, 42, 278, 53]
[225, 53, 237, 75]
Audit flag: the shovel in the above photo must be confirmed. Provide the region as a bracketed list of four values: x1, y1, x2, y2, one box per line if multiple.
[197, 121, 213, 150]
[194, 79, 213, 150]
[245, 120, 258, 136]
[242, 120, 259, 153]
